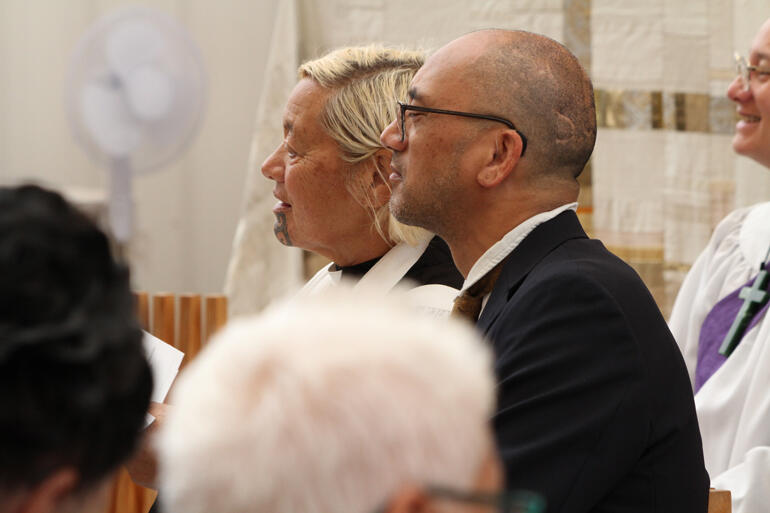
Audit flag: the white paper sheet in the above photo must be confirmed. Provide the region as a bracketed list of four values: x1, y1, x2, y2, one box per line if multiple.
[142, 330, 184, 427]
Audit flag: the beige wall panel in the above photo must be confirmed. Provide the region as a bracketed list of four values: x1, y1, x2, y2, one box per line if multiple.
[592, 129, 667, 241]
[732, 0, 770, 54]
[663, 0, 708, 36]
[591, 8, 664, 90]
[709, 0, 733, 72]
[735, 157, 770, 208]
[663, 131, 732, 266]
[0, 0, 101, 187]
[663, 33, 710, 93]
[298, 0, 564, 57]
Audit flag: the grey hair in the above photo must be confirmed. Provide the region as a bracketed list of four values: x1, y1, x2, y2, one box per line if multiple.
[158, 288, 496, 513]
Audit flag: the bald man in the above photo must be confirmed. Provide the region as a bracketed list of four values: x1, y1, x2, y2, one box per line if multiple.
[381, 30, 708, 513]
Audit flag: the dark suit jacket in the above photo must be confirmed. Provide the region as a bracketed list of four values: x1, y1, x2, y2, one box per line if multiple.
[479, 210, 708, 513]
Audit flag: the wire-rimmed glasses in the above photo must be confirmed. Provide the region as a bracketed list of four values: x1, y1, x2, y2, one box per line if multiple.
[734, 52, 770, 92]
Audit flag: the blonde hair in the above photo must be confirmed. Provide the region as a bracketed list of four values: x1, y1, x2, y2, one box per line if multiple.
[298, 45, 430, 246]
[158, 288, 495, 513]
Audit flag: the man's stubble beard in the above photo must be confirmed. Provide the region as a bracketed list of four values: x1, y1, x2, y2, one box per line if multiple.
[390, 138, 468, 238]
[389, 175, 456, 239]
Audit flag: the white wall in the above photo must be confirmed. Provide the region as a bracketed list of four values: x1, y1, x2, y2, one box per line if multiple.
[0, 0, 279, 294]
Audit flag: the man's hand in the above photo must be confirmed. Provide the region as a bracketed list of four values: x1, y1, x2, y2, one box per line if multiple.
[126, 402, 168, 489]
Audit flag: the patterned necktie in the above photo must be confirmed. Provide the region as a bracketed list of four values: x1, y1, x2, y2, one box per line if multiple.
[695, 260, 770, 393]
[451, 261, 506, 322]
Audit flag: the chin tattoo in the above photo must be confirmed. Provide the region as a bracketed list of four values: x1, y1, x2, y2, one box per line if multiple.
[274, 213, 293, 246]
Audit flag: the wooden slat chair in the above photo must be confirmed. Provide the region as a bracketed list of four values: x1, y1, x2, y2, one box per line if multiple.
[709, 489, 731, 513]
[107, 293, 228, 513]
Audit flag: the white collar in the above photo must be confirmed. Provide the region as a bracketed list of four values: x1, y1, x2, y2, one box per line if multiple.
[298, 233, 432, 296]
[462, 203, 578, 291]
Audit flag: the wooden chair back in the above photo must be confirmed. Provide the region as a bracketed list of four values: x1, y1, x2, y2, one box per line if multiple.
[708, 489, 731, 513]
[107, 292, 228, 513]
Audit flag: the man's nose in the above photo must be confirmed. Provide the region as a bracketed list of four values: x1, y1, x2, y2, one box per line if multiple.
[727, 74, 752, 103]
[381, 118, 406, 151]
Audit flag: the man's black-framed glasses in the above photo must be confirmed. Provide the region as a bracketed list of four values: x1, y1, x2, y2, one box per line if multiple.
[397, 101, 528, 156]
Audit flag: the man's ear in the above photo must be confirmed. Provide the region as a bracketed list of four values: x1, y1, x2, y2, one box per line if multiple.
[370, 149, 393, 208]
[16, 468, 79, 513]
[477, 130, 524, 188]
[381, 485, 432, 513]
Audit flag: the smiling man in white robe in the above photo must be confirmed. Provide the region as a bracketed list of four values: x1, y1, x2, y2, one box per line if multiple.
[669, 17, 770, 513]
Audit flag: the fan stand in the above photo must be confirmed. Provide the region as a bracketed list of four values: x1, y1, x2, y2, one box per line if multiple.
[109, 156, 133, 259]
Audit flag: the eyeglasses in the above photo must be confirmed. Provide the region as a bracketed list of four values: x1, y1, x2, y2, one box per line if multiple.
[374, 486, 545, 513]
[425, 486, 545, 513]
[397, 101, 528, 156]
[734, 52, 770, 92]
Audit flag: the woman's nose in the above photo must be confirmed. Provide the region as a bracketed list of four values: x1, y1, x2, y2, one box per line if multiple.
[261, 144, 285, 182]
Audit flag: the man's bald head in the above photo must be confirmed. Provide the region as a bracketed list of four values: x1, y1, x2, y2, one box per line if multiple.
[439, 30, 596, 181]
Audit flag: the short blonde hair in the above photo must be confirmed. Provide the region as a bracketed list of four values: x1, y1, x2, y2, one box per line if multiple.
[298, 45, 429, 246]
[158, 288, 495, 513]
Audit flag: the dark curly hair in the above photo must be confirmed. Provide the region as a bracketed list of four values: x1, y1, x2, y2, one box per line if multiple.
[0, 184, 152, 492]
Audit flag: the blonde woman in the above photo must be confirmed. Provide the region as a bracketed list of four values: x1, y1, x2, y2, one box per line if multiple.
[261, 45, 462, 311]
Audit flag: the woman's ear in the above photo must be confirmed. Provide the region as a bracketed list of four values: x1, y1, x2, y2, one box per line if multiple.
[370, 149, 393, 208]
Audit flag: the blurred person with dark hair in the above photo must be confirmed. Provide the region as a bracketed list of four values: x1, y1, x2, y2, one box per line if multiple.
[0, 184, 152, 513]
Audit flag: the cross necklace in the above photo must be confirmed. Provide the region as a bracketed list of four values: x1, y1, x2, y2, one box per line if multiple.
[718, 244, 770, 357]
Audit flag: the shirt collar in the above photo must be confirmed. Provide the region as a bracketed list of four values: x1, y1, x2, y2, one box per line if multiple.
[462, 202, 578, 291]
[332, 256, 380, 279]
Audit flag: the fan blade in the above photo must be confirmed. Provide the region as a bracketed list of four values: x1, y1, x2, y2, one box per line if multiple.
[126, 67, 173, 121]
[105, 19, 165, 78]
[81, 79, 140, 157]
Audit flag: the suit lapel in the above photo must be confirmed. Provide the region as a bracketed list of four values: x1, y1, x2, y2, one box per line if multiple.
[477, 210, 588, 333]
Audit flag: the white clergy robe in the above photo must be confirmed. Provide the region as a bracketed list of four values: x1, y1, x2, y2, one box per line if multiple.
[669, 201, 770, 513]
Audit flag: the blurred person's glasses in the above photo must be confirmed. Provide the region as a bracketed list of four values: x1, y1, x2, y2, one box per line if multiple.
[426, 486, 545, 513]
[374, 486, 545, 513]
[397, 101, 528, 156]
[734, 53, 770, 92]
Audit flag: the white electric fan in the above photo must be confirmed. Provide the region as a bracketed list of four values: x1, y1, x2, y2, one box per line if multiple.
[66, 6, 206, 245]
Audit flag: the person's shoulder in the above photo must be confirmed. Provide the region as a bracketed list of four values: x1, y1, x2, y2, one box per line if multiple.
[693, 202, 770, 270]
[539, 236, 640, 284]
[739, 202, 770, 261]
[508, 241, 636, 309]
[711, 203, 767, 245]
[526, 237, 660, 315]
[711, 202, 756, 239]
